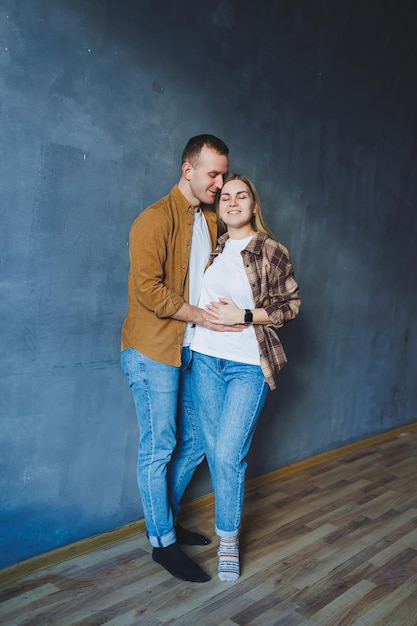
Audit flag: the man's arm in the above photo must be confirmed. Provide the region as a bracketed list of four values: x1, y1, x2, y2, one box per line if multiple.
[130, 209, 244, 332]
[172, 302, 246, 333]
[129, 209, 186, 317]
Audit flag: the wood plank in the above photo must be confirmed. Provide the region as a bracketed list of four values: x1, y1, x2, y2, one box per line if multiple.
[1, 422, 417, 625]
[311, 579, 377, 624]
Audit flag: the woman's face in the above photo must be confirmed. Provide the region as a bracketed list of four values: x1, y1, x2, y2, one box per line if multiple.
[218, 179, 255, 232]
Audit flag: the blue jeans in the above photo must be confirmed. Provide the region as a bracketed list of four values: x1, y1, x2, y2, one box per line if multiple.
[121, 347, 204, 547]
[191, 352, 268, 537]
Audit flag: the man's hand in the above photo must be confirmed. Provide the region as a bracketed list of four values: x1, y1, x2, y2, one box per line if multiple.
[201, 318, 246, 332]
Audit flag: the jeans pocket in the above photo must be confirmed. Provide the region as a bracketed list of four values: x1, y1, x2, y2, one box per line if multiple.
[181, 346, 192, 373]
[121, 348, 133, 386]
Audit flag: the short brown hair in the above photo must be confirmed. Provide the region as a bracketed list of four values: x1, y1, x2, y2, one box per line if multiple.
[182, 134, 229, 167]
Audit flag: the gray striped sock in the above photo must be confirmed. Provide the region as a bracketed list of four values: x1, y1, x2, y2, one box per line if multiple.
[217, 537, 240, 581]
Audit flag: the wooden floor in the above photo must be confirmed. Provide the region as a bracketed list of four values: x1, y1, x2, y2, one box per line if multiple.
[1, 425, 417, 625]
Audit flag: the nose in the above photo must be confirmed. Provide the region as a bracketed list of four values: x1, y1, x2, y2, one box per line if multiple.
[215, 174, 224, 189]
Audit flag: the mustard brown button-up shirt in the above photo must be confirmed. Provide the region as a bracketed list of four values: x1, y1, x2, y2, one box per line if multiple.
[121, 186, 218, 367]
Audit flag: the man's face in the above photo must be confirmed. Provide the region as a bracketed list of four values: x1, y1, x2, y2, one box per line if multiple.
[187, 146, 229, 206]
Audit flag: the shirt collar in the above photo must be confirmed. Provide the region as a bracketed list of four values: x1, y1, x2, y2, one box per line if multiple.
[171, 185, 217, 223]
[216, 231, 267, 255]
[171, 185, 192, 213]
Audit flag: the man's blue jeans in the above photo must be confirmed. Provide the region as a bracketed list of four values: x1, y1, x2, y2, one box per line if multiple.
[121, 346, 204, 547]
[191, 352, 268, 537]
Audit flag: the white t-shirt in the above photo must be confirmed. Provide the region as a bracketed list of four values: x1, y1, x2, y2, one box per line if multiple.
[191, 236, 260, 365]
[183, 210, 211, 346]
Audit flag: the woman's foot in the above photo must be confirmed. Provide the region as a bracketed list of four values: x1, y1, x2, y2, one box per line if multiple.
[217, 536, 240, 581]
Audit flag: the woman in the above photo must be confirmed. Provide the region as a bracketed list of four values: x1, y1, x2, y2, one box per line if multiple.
[190, 174, 301, 581]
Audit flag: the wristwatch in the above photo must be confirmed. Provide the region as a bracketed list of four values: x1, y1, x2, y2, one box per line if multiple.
[244, 309, 253, 324]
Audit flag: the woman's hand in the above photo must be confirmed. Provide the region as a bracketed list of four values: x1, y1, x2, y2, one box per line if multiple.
[205, 298, 244, 326]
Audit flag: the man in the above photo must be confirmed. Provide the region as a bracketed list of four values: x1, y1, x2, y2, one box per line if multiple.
[121, 134, 242, 582]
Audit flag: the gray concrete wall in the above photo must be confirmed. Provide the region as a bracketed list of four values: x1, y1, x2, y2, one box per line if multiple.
[1, 0, 416, 567]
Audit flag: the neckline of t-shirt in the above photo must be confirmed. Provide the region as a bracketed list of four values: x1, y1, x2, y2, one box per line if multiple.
[226, 234, 253, 248]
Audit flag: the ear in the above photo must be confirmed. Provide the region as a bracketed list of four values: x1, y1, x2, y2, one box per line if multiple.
[182, 161, 193, 181]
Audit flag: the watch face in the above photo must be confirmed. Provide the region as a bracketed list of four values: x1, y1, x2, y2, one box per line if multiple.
[245, 309, 253, 323]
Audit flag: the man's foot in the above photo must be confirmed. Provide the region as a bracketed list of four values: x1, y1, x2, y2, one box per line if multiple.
[175, 524, 211, 546]
[152, 542, 210, 583]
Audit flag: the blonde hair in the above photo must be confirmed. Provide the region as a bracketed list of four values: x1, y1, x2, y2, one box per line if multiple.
[217, 173, 274, 238]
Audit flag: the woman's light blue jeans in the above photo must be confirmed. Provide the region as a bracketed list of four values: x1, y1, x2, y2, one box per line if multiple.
[121, 347, 204, 547]
[191, 352, 268, 538]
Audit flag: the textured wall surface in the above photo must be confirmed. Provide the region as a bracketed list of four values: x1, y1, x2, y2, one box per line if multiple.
[1, 0, 416, 567]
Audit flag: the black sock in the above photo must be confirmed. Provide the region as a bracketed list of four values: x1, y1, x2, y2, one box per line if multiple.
[152, 542, 210, 583]
[175, 524, 211, 546]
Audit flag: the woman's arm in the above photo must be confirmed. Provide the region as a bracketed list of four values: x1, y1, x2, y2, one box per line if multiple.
[262, 246, 300, 328]
[206, 240, 301, 327]
[205, 298, 271, 325]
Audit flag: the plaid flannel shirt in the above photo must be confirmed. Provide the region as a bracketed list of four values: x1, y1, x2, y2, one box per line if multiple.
[210, 232, 301, 390]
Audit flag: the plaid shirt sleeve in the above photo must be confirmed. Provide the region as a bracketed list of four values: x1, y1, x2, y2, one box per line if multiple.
[242, 235, 301, 390]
